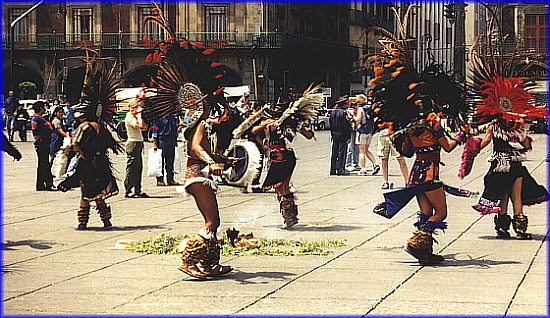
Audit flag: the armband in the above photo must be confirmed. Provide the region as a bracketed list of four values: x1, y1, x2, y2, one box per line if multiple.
[199, 151, 216, 165]
[451, 131, 467, 145]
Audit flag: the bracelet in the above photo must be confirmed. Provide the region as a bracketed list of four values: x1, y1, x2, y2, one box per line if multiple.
[199, 151, 216, 165]
[452, 131, 466, 145]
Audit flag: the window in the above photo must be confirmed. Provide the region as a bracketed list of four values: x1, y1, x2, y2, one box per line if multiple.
[205, 6, 227, 40]
[8, 8, 29, 41]
[73, 8, 93, 41]
[138, 7, 162, 41]
[524, 14, 547, 53]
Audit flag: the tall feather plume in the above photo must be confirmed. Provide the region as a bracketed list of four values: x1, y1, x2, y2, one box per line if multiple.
[63, 48, 121, 127]
[274, 84, 323, 127]
[364, 5, 468, 131]
[232, 103, 271, 139]
[468, 7, 545, 123]
[140, 6, 225, 128]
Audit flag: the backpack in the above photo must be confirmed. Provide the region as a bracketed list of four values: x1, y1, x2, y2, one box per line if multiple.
[357, 105, 375, 134]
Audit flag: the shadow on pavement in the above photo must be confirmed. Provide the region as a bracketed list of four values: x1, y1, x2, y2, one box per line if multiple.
[82, 225, 168, 232]
[262, 224, 364, 232]
[477, 233, 547, 241]
[182, 270, 297, 284]
[404, 253, 522, 268]
[3, 239, 60, 250]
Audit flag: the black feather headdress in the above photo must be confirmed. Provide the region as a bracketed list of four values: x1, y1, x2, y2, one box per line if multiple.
[141, 5, 225, 129]
[363, 5, 467, 132]
[65, 48, 121, 127]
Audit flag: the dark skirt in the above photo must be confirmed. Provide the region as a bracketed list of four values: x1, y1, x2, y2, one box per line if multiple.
[262, 148, 296, 190]
[58, 154, 119, 201]
[473, 161, 548, 214]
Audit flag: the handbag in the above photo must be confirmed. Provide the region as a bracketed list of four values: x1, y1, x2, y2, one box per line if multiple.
[147, 148, 163, 177]
[173, 144, 182, 174]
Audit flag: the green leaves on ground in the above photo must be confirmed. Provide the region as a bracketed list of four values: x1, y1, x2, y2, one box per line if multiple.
[127, 233, 346, 256]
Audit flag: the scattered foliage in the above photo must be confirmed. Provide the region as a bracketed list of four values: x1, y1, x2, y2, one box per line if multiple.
[127, 234, 346, 256]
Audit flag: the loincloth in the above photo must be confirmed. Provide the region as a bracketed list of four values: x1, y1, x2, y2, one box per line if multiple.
[184, 162, 218, 193]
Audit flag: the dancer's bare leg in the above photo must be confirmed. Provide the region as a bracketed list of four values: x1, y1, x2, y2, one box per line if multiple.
[187, 183, 220, 231]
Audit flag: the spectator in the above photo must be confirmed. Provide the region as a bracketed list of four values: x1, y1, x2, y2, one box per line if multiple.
[63, 101, 76, 133]
[14, 103, 30, 142]
[345, 97, 360, 172]
[329, 95, 351, 175]
[4, 90, 19, 141]
[124, 98, 148, 198]
[377, 126, 408, 189]
[49, 106, 69, 165]
[31, 101, 56, 191]
[151, 114, 179, 186]
[353, 95, 380, 176]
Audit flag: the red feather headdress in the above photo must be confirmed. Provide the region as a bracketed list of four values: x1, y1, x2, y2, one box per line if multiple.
[477, 76, 544, 121]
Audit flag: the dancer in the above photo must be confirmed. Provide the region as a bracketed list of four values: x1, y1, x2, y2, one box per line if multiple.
[58, 50, 123, 230]
[467, 23, 547, 239]
[368, 9, 474, 264]
[142, 6, 235, 278]
[472, 116, 547, 239]
[250, 86, 322, 229]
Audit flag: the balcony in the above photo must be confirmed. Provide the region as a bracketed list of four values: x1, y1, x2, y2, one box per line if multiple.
[2, 32, 355, 55]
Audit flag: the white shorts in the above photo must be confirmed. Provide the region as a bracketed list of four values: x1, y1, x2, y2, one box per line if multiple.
[377, 135, 403, 159]
[356, 133, 373, 145]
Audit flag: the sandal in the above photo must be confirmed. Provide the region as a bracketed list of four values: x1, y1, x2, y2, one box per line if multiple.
[125, 192, 139, 198]
[205, 264, 234, 277]
[381, 182, 389, 190]
[178, 264, 207, 279]
[135, 192, 150, 198]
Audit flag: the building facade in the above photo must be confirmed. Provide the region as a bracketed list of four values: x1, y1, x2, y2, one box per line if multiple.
[3, 1, 371, 105]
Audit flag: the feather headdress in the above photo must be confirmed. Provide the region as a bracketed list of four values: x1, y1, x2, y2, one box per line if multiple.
[469, 6, 545, 122]
[232, 84, 322, 139]
[141, 5, 225, 129]
[364, 6, 468, 131]
[232, 103, 271, 139]
[64, 48, 121, 127]
[274, 84, 323, 127]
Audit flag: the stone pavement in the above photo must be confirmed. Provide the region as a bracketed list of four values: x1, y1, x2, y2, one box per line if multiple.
[2, 130, 548, 315]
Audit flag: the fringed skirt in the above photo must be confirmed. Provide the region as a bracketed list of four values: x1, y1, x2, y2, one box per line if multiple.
[58, 155, 119, 201]
[262, 148, 296, 190]
[472, 161, 548, 215]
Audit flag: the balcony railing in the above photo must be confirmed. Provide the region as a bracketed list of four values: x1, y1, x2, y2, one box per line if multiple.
[2, 32, 276, 50]
[2, 32, 355, 54]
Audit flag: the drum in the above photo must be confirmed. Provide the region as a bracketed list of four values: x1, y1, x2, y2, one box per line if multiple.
[224, 141, 262, 187]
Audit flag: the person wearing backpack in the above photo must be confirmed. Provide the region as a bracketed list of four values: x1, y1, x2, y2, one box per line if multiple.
[353, 94, 380, 176]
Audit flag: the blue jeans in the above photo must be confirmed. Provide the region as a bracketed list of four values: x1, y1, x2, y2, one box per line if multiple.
[6, 114, 15, 140]
[346, 130, 359, 167]
[156, 137, 176, 183]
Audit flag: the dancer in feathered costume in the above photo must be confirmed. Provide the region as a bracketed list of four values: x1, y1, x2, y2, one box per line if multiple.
[368, 6, 475, 264]
[245, 85, 322, 229]
[140, 6, 234, 278]
[467, 18, 547, 239]
[57, 49, 123, 230]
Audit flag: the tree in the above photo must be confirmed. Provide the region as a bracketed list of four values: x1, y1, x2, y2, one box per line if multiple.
[18, 81, 37, 99]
